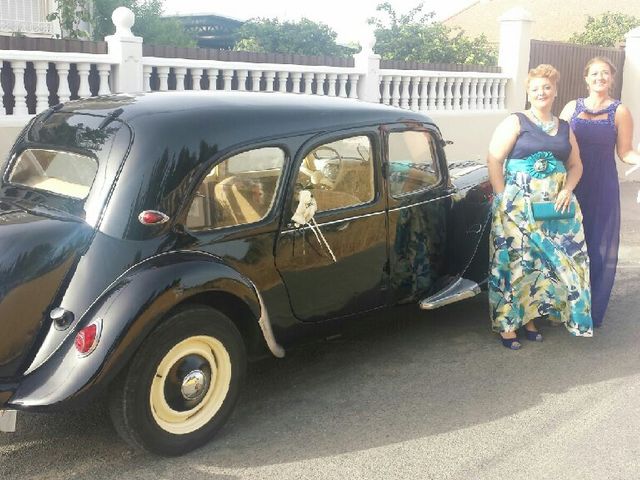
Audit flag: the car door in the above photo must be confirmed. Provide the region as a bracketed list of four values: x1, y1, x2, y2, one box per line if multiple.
[384, 125, 453, 304]
[274, 129, 388, 322]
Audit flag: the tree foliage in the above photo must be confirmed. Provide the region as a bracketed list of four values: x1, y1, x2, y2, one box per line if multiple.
[234, 18, 355, 57]
[368, 2, 497, 65]
[46, 0, 91, 39]
[569, 12, 640, 47]
[47, 0, 195, 47]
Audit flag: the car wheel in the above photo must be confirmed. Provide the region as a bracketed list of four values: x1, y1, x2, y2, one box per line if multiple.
[108, 305, 246, 455]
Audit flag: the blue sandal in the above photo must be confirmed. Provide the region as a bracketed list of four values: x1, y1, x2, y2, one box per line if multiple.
[501, 336, 522, 350]
[524, 329, 543, 342]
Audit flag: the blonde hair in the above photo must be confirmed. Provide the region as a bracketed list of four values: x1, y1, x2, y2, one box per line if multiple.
[583, 56, 617, 77]
[526, 64, 560, 89]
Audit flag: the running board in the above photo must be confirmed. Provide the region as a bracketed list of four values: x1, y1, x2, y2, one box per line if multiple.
[419, 277, 481, 310]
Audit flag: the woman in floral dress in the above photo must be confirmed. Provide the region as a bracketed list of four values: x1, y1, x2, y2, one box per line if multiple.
[486, 64, 593, 350]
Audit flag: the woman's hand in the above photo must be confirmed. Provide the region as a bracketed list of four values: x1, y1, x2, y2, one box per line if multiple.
[555, 188, 573, 212]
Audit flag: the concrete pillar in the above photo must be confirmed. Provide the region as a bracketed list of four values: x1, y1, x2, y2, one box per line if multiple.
[498, 8, 533, 112]
[354, 28, 381, 103]
[105, 7, 143, 93]
[622, 27, 640, 147]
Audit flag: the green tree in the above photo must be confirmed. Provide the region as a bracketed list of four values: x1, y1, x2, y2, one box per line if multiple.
[92, 0, 195, 46]
[234, 18, 355, 57]
[46, 0, 92, 39]
[48, 0, 194, 46]
[569, 12, 640, 47]
[368, 2, 496, 65]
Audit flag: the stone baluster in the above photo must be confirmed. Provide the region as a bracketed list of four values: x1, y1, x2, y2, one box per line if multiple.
[338, 73, 348, 98]
[428, 77, 437, 110]
[453, 77, 463, 110]
[391, 76, 401, 107]
[250, 70, 262, 91]
[461, 78, 471, 110]
[12, 61, 28, 115]
[236, 69, 249, 91]
[291, 72, 302, 93]
[381, 76, 392, 105]
[142, 65, 152, 91]
[420, 77, 430, 111]
[327, 73, 338, 97]
[477, 78, 487, 110]
[469, 78, 478, 110]
[206, 68, 219, 90]
[303, 72, 314, 94]
[400, 76, 411, 109]
[96, 64, 111, 96]
[264, 71, 276, 92]
[173, 67, 186, 91]
[157, 66, 170, 91]
[436, 77, 445, 110]
[315, 73, 327, 95]
[484, 78, 494, 109]
[277, 71, 288, 93]
[222, 69, 234, 91]
[56, 62, 71, 102]
[410, 77, 421, 111]
[348, 74, 359, 99]
[444, 77, 454, 110]
[77, 62, 91, 98]
[34, 61, 50, 112]
[190, 68, 203, 91]
[498, 78, 508, 109]
[0, 63, 4, 115]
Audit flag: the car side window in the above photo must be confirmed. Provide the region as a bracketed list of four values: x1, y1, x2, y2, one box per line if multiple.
[186, 147, 285, 230]
[388, 130, 441, 197]
[296, 135, 374, 213]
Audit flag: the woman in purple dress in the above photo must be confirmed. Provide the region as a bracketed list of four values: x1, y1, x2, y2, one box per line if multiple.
[560, 57, 640, 327]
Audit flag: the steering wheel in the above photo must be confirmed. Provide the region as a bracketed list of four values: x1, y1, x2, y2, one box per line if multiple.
[299, 146, 343, 189]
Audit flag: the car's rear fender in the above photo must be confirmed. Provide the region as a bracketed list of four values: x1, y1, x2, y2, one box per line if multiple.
[6, 251, 281, 411]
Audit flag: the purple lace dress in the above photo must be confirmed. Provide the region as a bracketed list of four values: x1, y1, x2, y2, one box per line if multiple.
[570, 98, 621, 327]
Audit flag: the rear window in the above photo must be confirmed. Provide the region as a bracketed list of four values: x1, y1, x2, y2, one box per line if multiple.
[7, 148, 98, 200]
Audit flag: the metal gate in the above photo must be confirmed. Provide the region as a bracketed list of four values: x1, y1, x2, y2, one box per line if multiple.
[528, 40, 625, 116]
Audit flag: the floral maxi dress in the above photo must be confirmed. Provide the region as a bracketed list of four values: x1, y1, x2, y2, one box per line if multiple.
[489, 113, 593, 336]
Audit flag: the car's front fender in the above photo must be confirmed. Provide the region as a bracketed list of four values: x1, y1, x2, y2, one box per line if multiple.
[7, 251, 278, 411]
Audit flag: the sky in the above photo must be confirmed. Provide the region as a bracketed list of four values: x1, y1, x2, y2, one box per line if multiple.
[161, 0, 476, 44]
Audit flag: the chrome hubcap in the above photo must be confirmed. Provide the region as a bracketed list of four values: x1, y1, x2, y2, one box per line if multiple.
[181, 369, 208, 401]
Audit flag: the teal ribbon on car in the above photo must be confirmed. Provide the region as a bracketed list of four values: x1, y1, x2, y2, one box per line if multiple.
[506, 151, 565, 178]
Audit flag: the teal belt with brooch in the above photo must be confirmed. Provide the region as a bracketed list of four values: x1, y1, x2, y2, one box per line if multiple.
[504, 151, 574, 220]
[506, 151, 566, 178]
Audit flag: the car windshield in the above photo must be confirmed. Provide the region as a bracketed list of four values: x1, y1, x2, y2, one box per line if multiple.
[7, 149, 98, 200]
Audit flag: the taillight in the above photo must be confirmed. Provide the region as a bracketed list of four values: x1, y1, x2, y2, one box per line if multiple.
[75, 320, 102, 356]
[138, 210, 169, 225]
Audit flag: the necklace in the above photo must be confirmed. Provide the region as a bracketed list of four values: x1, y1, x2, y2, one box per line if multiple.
[529, 110, 556, 134]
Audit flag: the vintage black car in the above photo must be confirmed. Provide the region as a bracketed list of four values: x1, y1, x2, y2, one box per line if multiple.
[0, 91, 491, 455]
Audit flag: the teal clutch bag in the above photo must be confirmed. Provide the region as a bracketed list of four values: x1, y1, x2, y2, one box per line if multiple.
[531, 201, 575, 220]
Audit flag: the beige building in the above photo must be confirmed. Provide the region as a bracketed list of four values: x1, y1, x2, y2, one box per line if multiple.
[444, 0, 640, 43]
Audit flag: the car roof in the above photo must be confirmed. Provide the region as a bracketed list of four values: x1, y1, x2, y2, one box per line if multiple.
[55, 91, 436, 140]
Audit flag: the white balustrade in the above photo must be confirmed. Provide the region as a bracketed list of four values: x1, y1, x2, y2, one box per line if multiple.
[377, 70, 510, 112]
[140, 58, 362, 102]
[0, 47, 508, 118]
